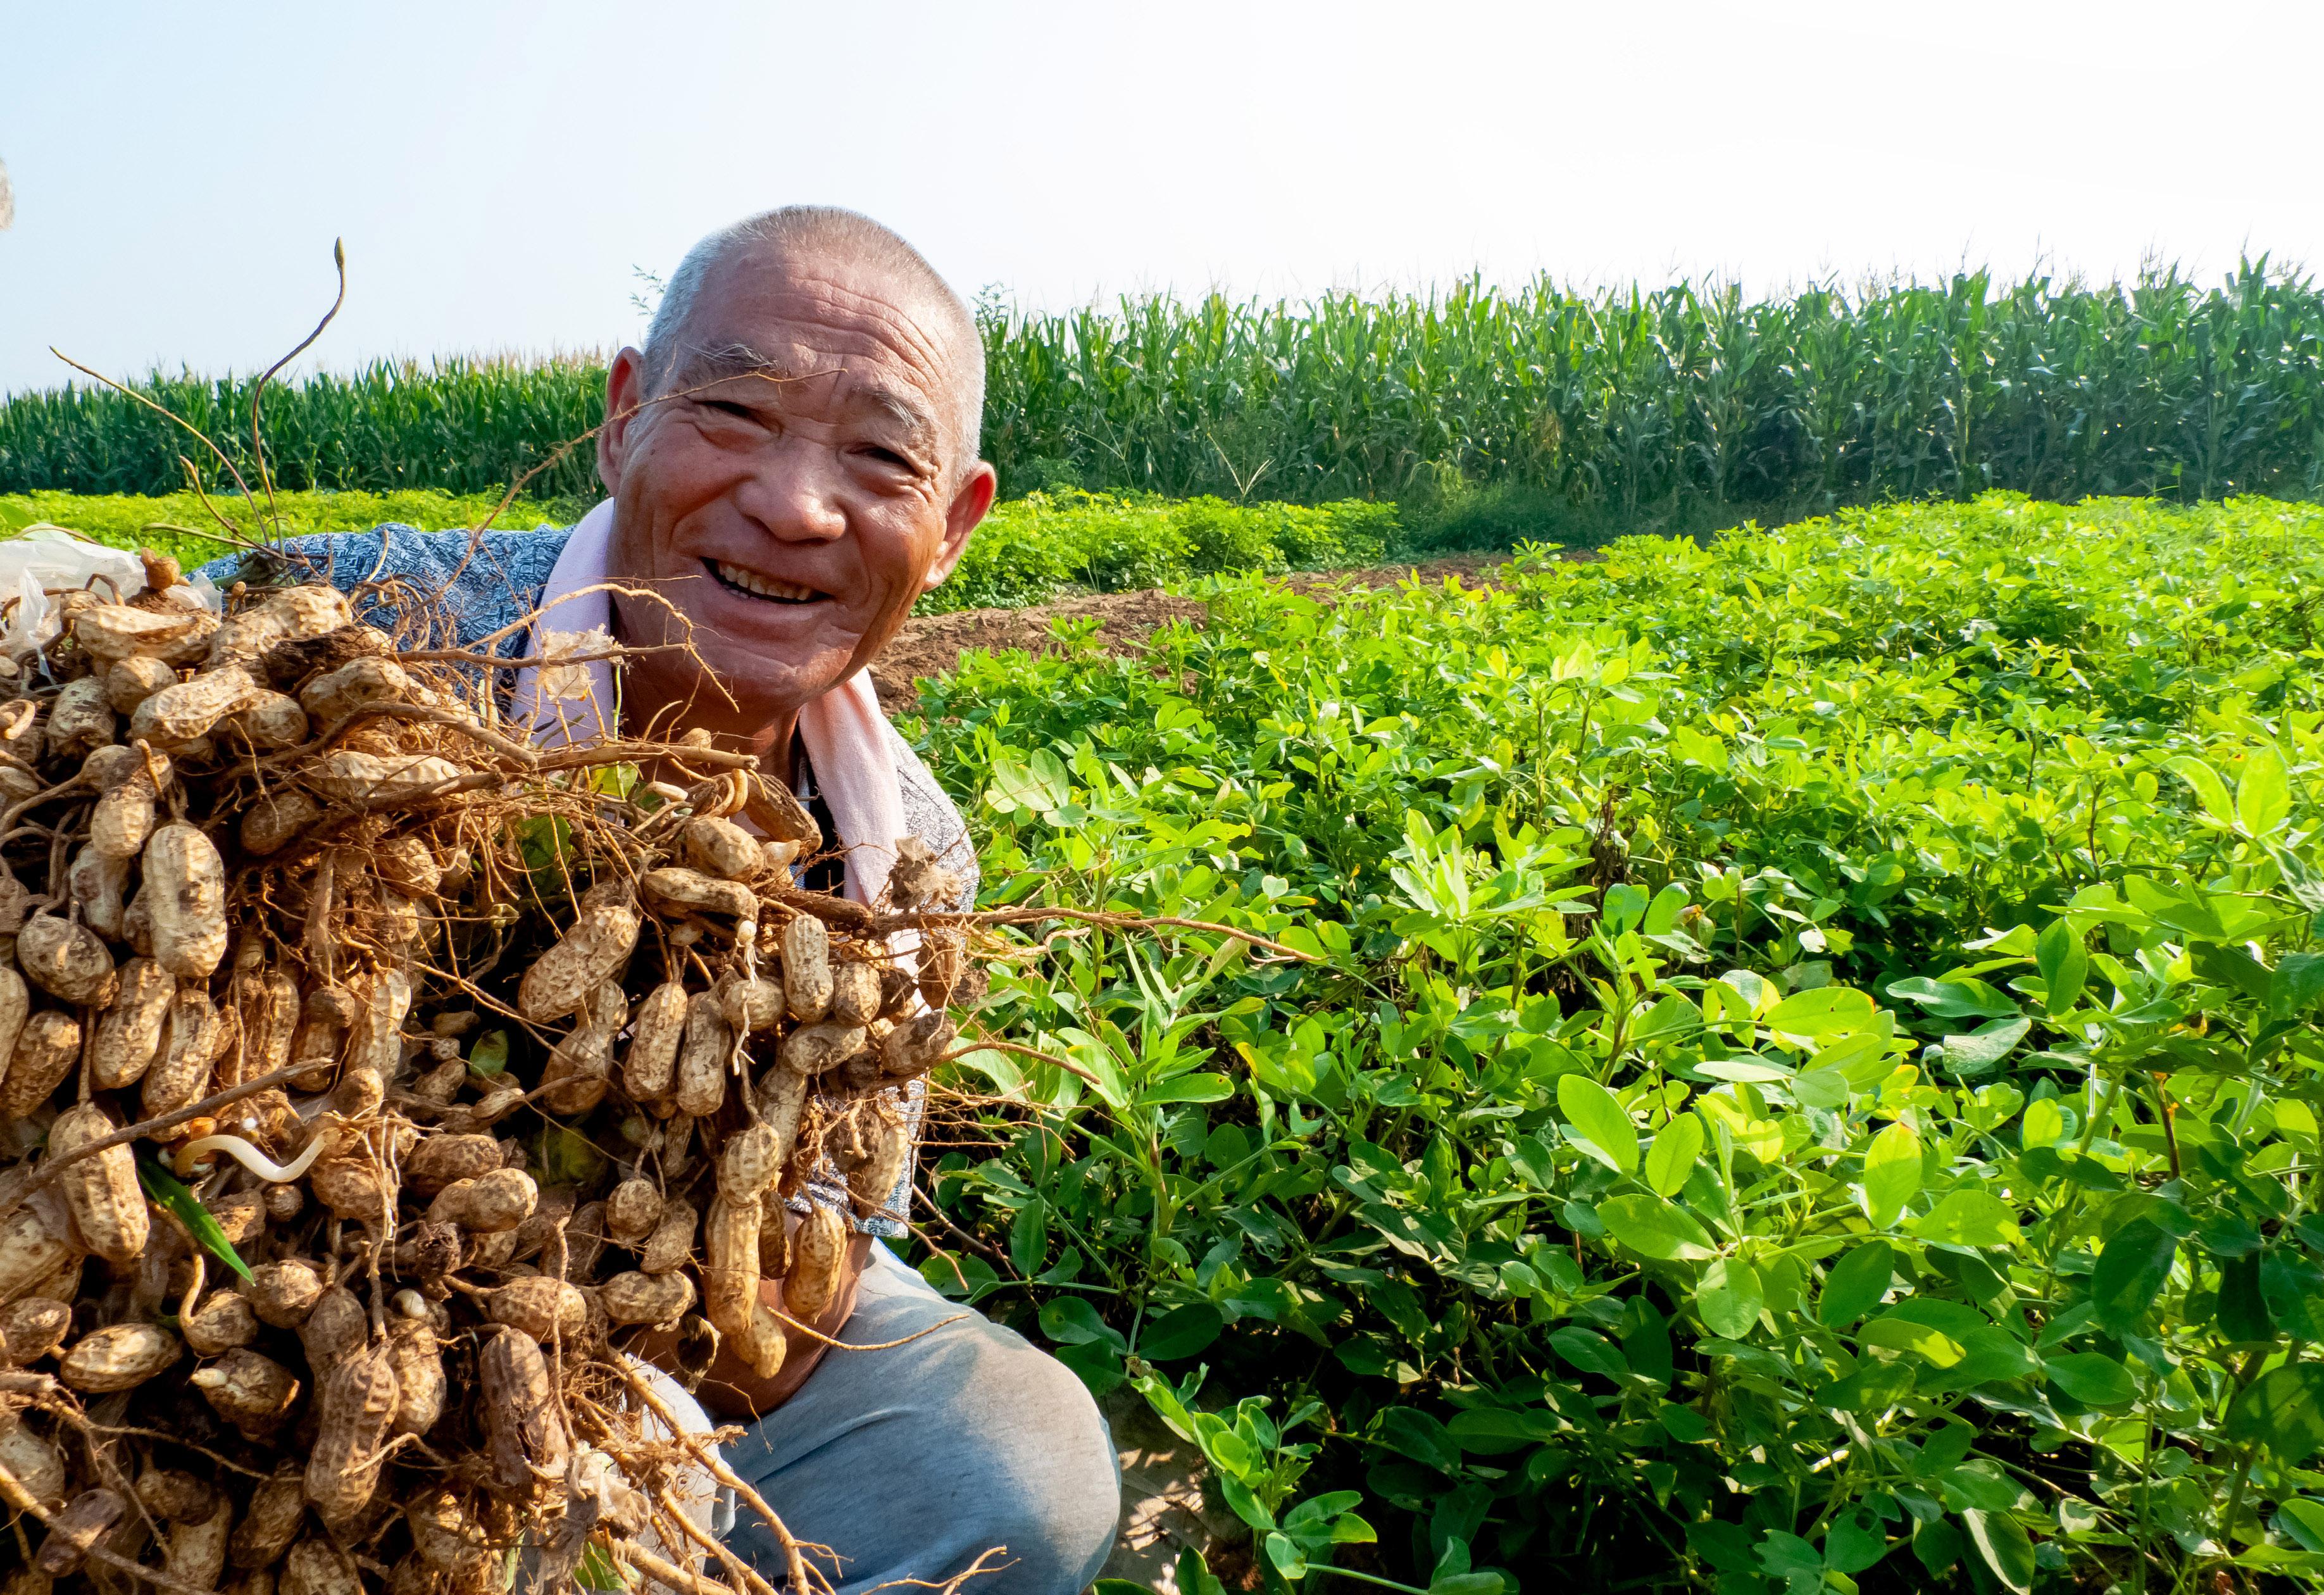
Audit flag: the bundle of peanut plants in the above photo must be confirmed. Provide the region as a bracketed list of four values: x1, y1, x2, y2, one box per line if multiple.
[0, 554, 1012, 1595]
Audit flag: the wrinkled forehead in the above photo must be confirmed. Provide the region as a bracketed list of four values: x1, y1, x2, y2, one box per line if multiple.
[657, 251, 967, 441]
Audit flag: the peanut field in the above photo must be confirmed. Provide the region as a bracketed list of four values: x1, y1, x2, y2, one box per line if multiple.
[904, 493, 2324, 1595]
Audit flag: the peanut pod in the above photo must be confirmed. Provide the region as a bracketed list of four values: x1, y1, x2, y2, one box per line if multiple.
[304, 1344, 401, 1524]
[49, 1103, 147, 1267]
[516, 880, 640, 1022]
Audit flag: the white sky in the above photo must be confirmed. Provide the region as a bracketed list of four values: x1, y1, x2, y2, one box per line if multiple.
[4, 0, 2320, 397]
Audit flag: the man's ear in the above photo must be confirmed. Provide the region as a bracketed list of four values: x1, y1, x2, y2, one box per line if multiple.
[922, 460, 997, 591]
[597, 347, 649, 497]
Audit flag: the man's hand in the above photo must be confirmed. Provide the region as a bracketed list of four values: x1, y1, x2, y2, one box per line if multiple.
[633, 1210, 873, 1421]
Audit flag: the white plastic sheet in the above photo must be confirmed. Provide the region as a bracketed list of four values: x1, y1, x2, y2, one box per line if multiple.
[0, 525, 221, 664]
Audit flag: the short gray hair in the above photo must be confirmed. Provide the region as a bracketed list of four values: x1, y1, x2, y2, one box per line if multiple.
[642, 206, 984, 467]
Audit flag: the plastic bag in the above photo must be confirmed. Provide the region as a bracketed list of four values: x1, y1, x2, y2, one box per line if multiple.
[0, 526, 219, 663]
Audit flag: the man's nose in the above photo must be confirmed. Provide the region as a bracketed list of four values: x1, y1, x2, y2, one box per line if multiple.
[733, 438, 848, 544]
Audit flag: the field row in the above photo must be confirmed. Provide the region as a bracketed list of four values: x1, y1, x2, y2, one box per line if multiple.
[6, 264, 2323, 531]
[0, 487, 1405, 612]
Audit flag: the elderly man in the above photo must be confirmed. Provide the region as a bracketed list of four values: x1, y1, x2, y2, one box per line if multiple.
[208, 207, 1120, 1594]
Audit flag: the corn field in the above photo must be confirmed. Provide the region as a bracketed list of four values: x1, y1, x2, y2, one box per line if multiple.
[6, 263, 2323, 511]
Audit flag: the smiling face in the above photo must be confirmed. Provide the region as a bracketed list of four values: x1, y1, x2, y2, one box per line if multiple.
[596, 246, 994, 749]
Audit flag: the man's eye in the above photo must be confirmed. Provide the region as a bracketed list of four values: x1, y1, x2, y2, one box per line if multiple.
[702, 401, 757, 421]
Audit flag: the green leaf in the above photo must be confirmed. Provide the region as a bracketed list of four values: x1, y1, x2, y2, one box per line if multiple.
[1643, 1113, 1704, 1198]
[1039, 1297, 1126, 1350]
[1859, 1315, 1966, 1367]
[1935, 1016, 2031, 1075]
[1549, 1326, 1631, 1381]
[1963, 1510, 2034, 1595]
[1595, 1194, 1716, 1261]
[2227, 1365, 2324, 1462]
[2279, 1499, 2324, 1556]
[2216, 1252, 2275, 1342]
[2165, 753, 2235, 826]
[1053, 1337, 1126, 1397]
[1859, 1120, 1921, 1228]
[986, 749, 1071, 815]
[1173, 1548, 1226, 1595]
[1765, 986, 1878, 1037]
[1824, 1506, 1891, 1575]
[1447, 1407, 1561, 1453]
[2236, 744, 2291, 837]
[2046, 1351, 2137, 1407]
[2273, 951, 2324, 1016]
[467, 1029, 510, 1078]
[1908, 1189, 2022, 1251]
[2090, 1217, 2177, 1337]
[1373, 1408, 1461, 1474]
[573, 1542, 628, 1592]
[1911, 1517, 1963, 1576]
[1756, 1530, 1823, 1581]
[1887, 976, 2019, 1020]
[1695, 1258, 1763, 1339]
[1009, 1201, 1050, 1277]
[1557, 1074, 1638, 1174]
[1137, 1073, 1235, 1107]
[535, 1123, 606, 1189]
[137, 1158, 253, 1283]
[2035, 920, 2087, 1013]
[1138, 1303, 1223, 1361]
[1427, 1578, 1506, 1595]
[1818, 1241, 1897, 1327]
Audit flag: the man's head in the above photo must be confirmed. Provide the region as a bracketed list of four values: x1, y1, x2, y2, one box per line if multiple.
[596, 206, 995, 747]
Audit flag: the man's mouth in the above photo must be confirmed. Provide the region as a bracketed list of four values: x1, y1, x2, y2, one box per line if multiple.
[704, 560, 827, 604]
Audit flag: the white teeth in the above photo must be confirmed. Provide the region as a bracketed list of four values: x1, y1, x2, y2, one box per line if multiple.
[712, 561, 818, 602]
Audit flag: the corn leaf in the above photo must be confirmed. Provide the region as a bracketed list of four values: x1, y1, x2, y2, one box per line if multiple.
[137, 1156, 254, 1282]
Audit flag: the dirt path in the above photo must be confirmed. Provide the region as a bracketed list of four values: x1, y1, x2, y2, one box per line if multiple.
[872, 551, 1567, 711]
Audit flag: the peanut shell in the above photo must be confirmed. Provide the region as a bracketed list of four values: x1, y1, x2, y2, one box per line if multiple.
[516, 880, 640, 1022]
[244, 1258, 326, 1329]
[0, 1413, 65, 1507]
[304, 1344, 401, 1524]
[620, 980, 686, 1101]
[603, 1177, 663, 1244]
[597, 1270, 696, 1327]
[130, 665, 261, 747]
[782, 915, 833, 1021]
[786, 1202, 847, 1323]
[59, 1320, 180, 1391]
[145, 821, 229, 977]
[0, 1298, 72, 1364]
[182, 1289, 261, 1356]
[636, 1198, 697, 1276]
[405, 1134, 502, 1197]
[0, 1011, 82, 1118]
[230, 1470, 307, 1570]
[485, 1275, 589, 1343]
[830, 959, 882, 1026]
[16, 914, 115, 1006]
[478, 1328, 568, 1490]
[673, 991, 731, 1117]
[681, 815, 762, 880]
[387, 1307, 446, 1437]
[90, 957, 173, 1089]
[165, 1499, 234, 1592]
[49, 1103, 147, 1267]
[241, 791, 322, 854]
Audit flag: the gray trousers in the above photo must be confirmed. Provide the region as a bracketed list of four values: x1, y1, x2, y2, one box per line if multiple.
[723, 1244, 1121, 1594]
